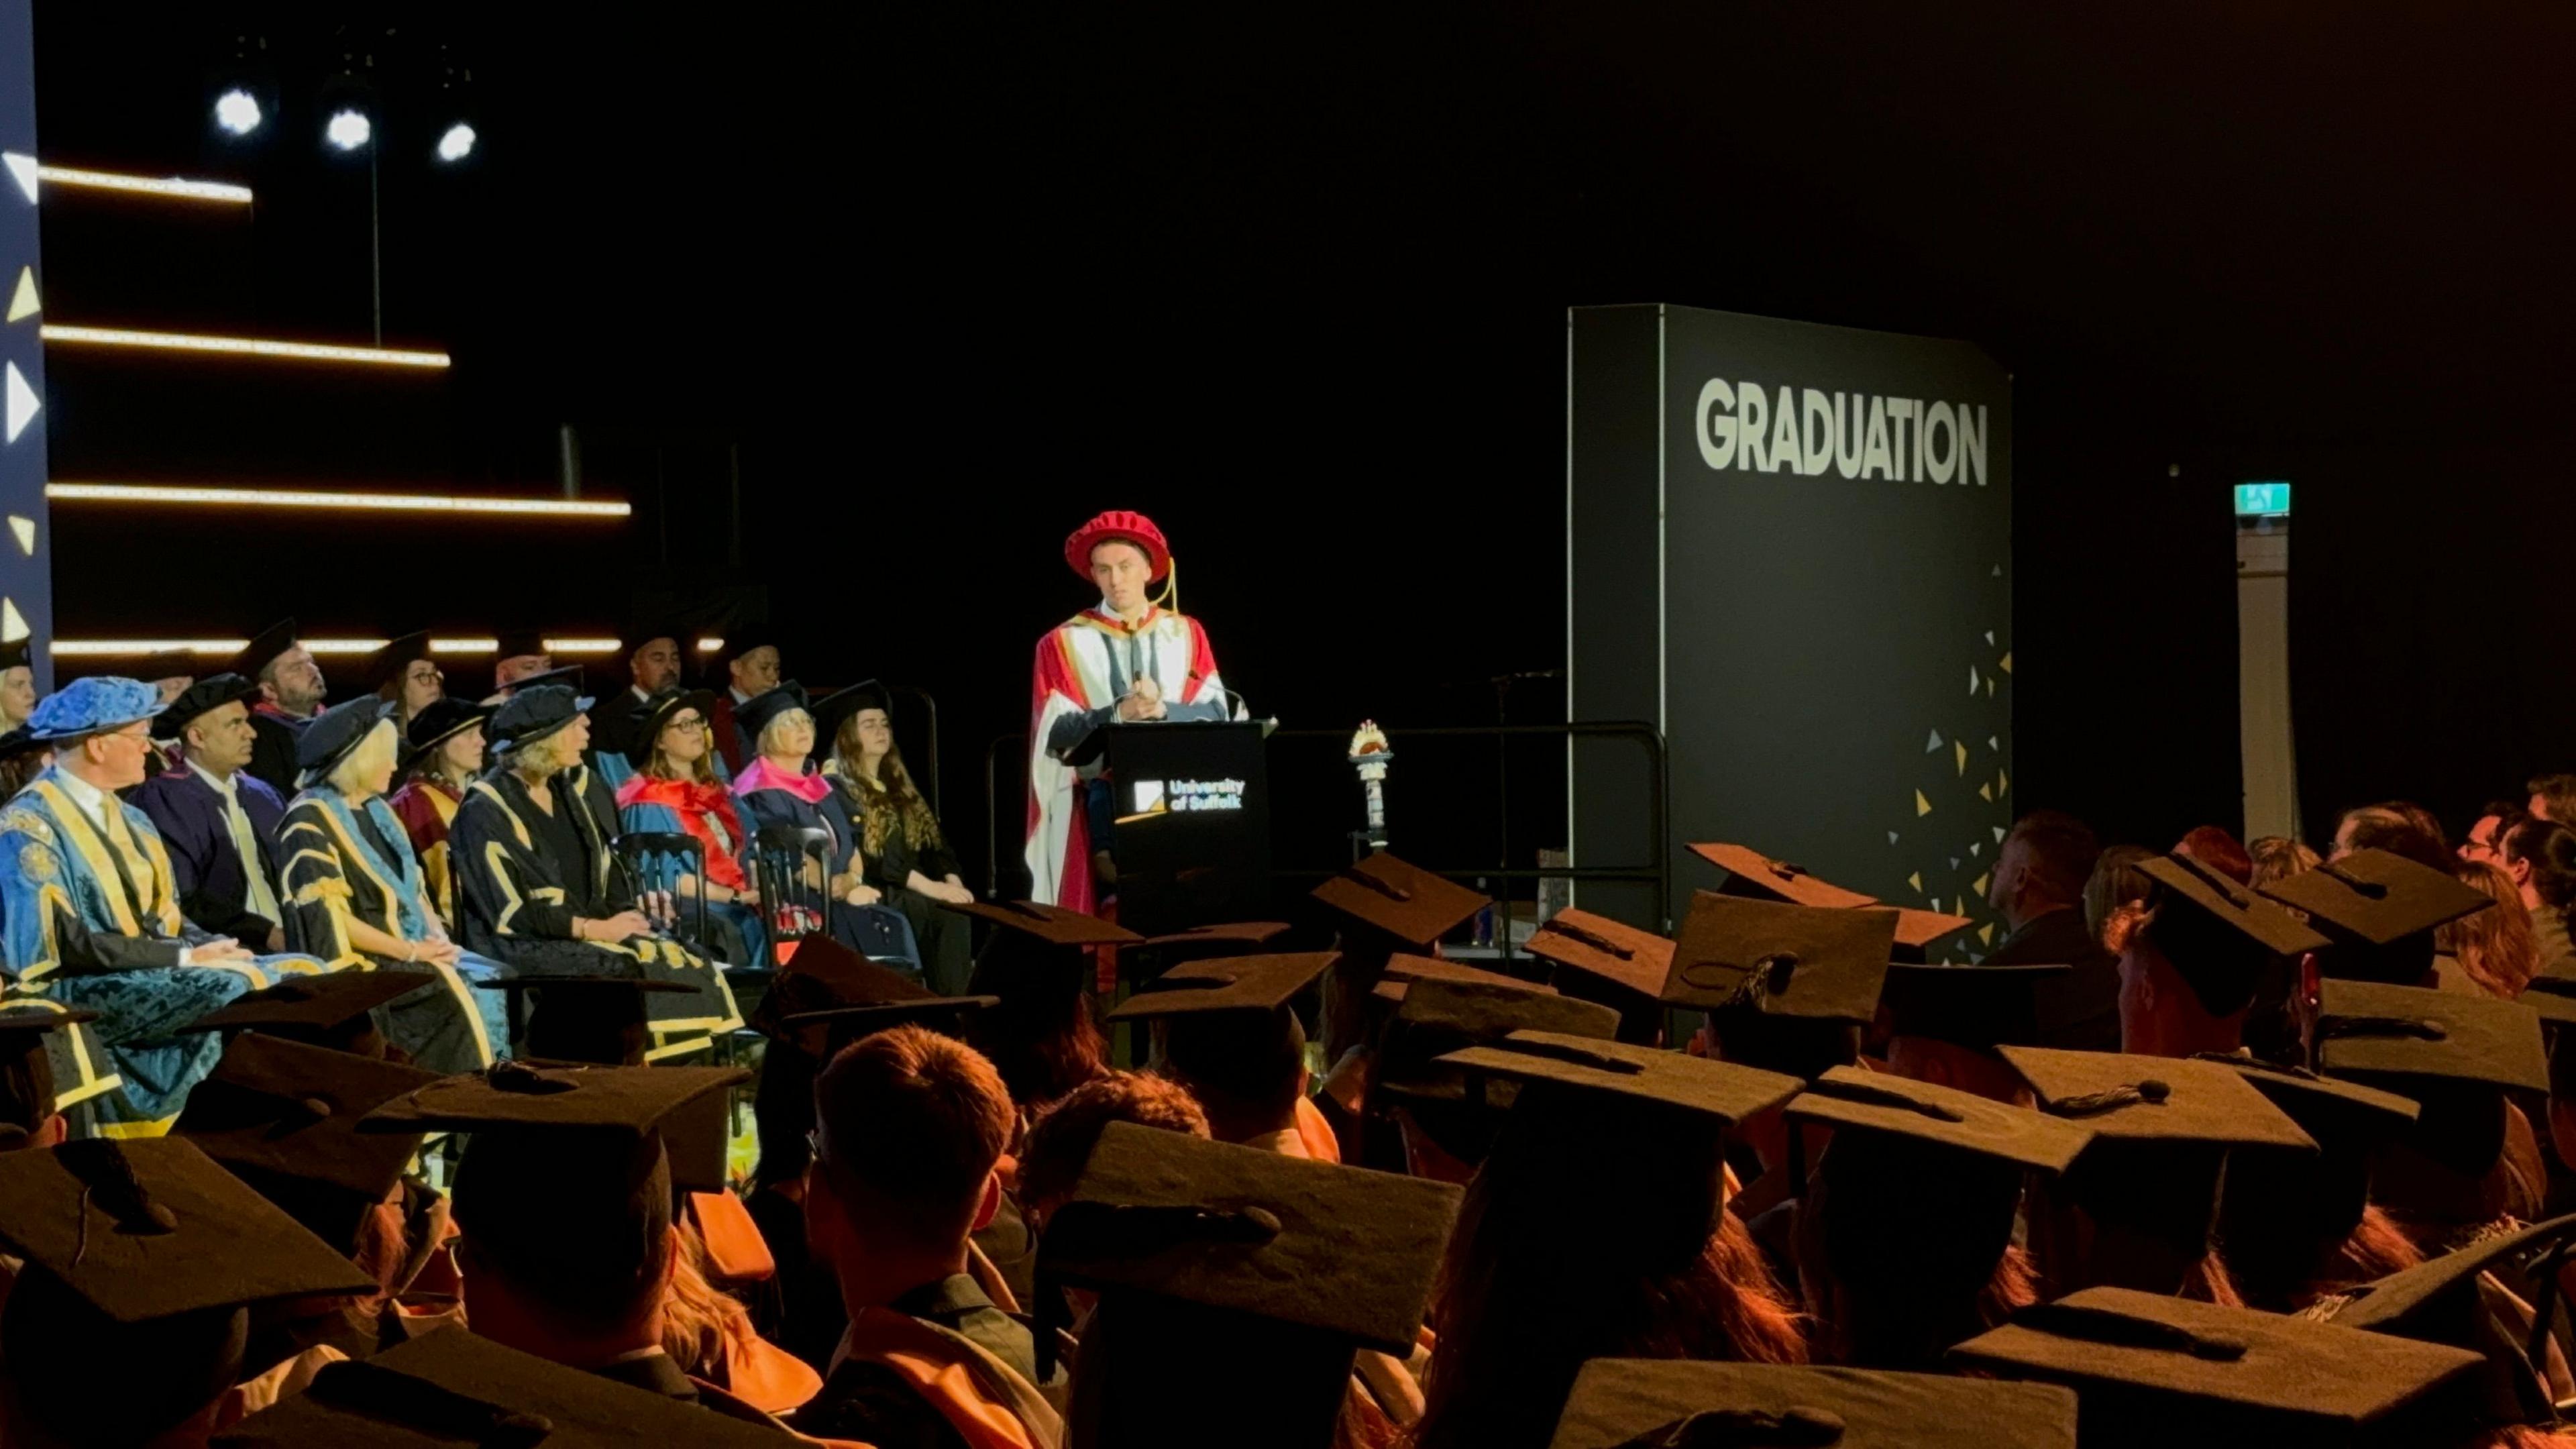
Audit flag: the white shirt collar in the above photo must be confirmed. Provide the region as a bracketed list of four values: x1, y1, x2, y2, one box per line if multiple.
[187, 759, 240, 799]
[51, 767, 109, 820]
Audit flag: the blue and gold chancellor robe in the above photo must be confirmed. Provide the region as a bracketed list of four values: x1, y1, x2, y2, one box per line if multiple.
[276, 784, 515, 1074]
[449, 763, 741, 1062]
[0, 768, 330, 1134]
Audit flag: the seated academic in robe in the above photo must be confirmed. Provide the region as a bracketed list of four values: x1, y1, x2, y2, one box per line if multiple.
[1026, 509, 1234, 912]
[129, 674, 291, 955]
[487, 626, 557, 698]
[706, 633, 784, 776]
[616, 686, 767, 968]
[279, 696, 513, 1073]
[0, 637, 31, 736]
[384, 696, 491, 931]
[0, 678, 333, 1136]
[362, 627, 444, 735]
[232, 617, 327, 800]
[818, 680, 975, 995]
[447, 685, 743, 1061]
[587, 626, 694, 791]
[733, 684, 919, 968]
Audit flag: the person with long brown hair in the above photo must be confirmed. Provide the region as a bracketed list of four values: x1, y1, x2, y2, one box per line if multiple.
[2204, 1056, 2424, 1313]
[1409, 1033, 1809, 1449]
[816, 682, 974, 994]
[2446, 858, 2545, 999]
[953, 899, 1135, 1120]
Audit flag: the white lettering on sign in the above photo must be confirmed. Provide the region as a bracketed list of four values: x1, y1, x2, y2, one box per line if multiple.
[1696, 378, 1988, 486]
[1130, 779, 1248, 814]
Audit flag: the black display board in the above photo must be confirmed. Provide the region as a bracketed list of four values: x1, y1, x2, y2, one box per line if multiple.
[1568, 304, 2013, 952]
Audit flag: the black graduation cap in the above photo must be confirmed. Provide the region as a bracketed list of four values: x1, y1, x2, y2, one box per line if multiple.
[180, 970, 443, 1052]
[484, 684, 590, 755]
[2314, 979, 2549, 1095]
[808, 678, 892, 749]
[364, 1058, 747, 1214]
[757, 937, 998, 1060]
[2137, 853, 2333, 1014]
[1380, 977, 1619, 1107]
[2198, 1053, 2421, 1142]
[732, 680, 812, 746]
[211, 1322, 794, 1446]
[0, 636, 26, 673]
[1664, 892, 1895, 1024]
[1041, 1120, 1462, 1442]
[150, 672, 260, 743]
[2330, 1211, 2576, 1340]
[620, 686, 716, 771]
[1106, 952, 1338, 1022]
[1998, 1046, 2318, 1154]
[133, 649, 198, 686]
[0, 1138, 378, 1323]
[951, 897, 1145, 950]
[398, 696, 492, 771]
[1882, 961, 2071, 1053]
[1692, 841, 1884, 909]
[1523, 907, 1676, 1007]
[1309, 851, 1489, 950]
[172, 1032, 440, 1250]
[490, 627, 550, 666]
[2259, 848, 2495, 953]
[1548, 1358, 2079, 1449]
[1436, 1029, 1804, 1127]
[360, 630, 433, 694]
[227, 618, 300, 682]
[1789, 1065, 2094, 1175]
[294, 694, 396, 787]
[1947, 1285, 2486, 1446]
[476, 975, 704, 1067]
[1372, 952, 1558, 1004]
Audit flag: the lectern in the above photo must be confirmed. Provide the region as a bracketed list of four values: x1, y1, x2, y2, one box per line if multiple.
[1060, 719, 1272, 936]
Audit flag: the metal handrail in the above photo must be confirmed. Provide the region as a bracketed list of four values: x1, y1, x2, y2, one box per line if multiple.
[983, 719, 1669, 934]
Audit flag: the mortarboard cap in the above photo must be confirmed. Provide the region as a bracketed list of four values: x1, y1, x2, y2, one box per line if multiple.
[134, 649, 197, 684]
[1436, 1029, 1802, 1126]
[490, 627, 549, 664]
[1134, 921, 1295, 978]
[2326, 1210, 2576, 1339]
[2142, 851, 2334, 957]
[1997, 1046, 2316, 1152]
[2260, 848, 2494, 950]
[1373, 952, 1556, 1004]
[951, 897, 1144, 949]
[0, 1004, 99, 1142]
[1882, 961, 2070, 1053]
[2195, 1053, 2420, 1140]
[1309, 852, 1489, 950]
[0, 722, 42, 762]
[361, 1058, 745, 1137]
[1892, 906, 1975, 955]
[485, 684, 590, 755]
[294, 694, 396, 787]
[808, 678, 892, 747]
[227, 618, 300, 682]
[1692, 841, 1880, 909]
[620, 686, 717, 771]
[2314, 979, 2548, 1095]
[733, 680, 812, 744]
[0, 637, 25, 673]
[1379, 977, 1621, 1100]
[150, 672, 260, 742]
[1664, 892, 1895, 1024]
[1106, 952, 1336, 1022]
[212, 1322, 790, 1446]
[1548, 1359, 2079, 1449]
[172, 1033, 439, 1246]
[475, 975, 702, 1067]
[1043, 1120, 1459, 1354]
[1788, 1064, 2094, 1174]
[500, 661, 585, 696]
[398, 696, 492, 771]
[0, 1138, 376, 1322]
[25, 675, 162, 743]
[180, 970, 441, 1042]
[750, 934, 949, 1041]
[2135, 853, 2332, 1016]
[1947, 1285, 2483, 1445]
[1524, 908, 1675, 1004]
[360, 630, 433, 694]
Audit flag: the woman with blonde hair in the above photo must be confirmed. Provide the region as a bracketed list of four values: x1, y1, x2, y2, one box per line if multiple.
[733, 684, 916, 967]
[818, 682, 973, 993]
[2443, 858, 2544, 999]
[278, 695, 512, 1072]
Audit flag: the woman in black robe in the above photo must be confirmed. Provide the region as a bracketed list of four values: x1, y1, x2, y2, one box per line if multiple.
[447, 685, 741, 1061]
[815, 681, 973, 994]
[730, 684, 918, 969]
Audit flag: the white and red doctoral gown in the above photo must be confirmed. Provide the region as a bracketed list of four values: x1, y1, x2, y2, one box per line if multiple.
[1025, 603, 1232, 910]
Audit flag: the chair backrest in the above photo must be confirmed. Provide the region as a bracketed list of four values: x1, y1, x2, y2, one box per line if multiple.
[615, 830, 710, 947]
[751, 824, 835, 960]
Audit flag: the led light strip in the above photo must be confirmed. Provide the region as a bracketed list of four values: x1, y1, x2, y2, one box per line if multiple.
[53, 637, 631, 657]
[34, 166, 253, 205]
[46, 482, 629, 518]
[39, 325, 449, 368]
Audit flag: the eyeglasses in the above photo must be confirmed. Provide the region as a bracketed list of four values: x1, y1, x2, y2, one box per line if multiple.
[669, 716, 707, 735]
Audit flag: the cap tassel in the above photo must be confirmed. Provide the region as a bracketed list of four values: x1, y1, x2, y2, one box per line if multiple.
[486, 1059, 579, 1095]
[2012, 1300, 2249, 1361]
[2051, 1079, 2171, 1117]
[58, 1141, 178, 1260]
[1623, 1407, 1847, 1447]
[307, 1359, 555, 1447]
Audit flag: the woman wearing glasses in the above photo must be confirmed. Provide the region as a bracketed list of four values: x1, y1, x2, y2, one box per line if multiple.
[615, 687, 767, 967]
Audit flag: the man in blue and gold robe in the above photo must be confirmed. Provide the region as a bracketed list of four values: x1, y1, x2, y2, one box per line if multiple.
[0, 677, 331, 1135]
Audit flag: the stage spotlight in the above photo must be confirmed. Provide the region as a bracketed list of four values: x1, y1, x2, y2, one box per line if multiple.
[433, 121, 476, 163]
[213, 88, 262, 138]
[324, 108, 372, 153]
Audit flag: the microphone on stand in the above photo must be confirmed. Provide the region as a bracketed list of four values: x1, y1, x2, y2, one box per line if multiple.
[1187, 671, 1275, 734]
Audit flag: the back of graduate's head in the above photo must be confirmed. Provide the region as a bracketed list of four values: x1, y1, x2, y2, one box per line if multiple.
[1158, 1008, 1305, 1143]
[1018, 1069, 1208, 1227]
[1, 1265, 247, 1447]
[452, 1125, 676, 1346]
[810, 1026, 1014, 1260]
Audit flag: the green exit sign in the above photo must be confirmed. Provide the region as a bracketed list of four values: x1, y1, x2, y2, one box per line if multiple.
[2235, 481, 2292, 518]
